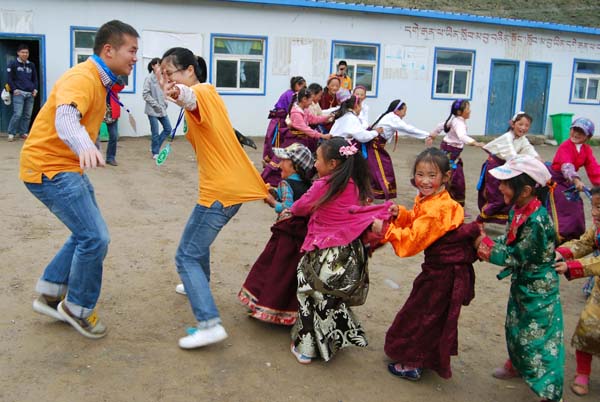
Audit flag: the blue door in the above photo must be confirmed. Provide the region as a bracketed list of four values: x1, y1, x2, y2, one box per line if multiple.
[485, 60, 519, 135]
[521, 62, 551, 134]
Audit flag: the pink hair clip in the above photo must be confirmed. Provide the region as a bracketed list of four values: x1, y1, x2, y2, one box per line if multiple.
[339, 140, 358, 157]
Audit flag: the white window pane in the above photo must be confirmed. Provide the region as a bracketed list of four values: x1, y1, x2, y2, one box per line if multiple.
[216, 60, 237, 88]
[574, 78, 587, 99]
[355, 65, 373, 91]
[240, 61, 260, 89]
[453, 70, 468, 95]
[437, 50, 472, 66]
[436, 70, 451, 94]
[576, 62, 600, 75]
[334, 44, 377, 61]
[587, 79, 598, 100]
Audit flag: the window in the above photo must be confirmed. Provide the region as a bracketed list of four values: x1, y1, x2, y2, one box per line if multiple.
[70, 26, 136, 93]
[432, 48, 475, 99]
[570, 60, 600, 104]
[332, 41, 379, 96]
[211, 35, 266, 94]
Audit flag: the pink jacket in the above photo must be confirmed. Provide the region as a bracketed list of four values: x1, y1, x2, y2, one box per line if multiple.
[289, 104, 329, 138]
[291, 176, 393, 251]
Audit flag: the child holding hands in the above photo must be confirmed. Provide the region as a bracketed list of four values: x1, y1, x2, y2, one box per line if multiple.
[376, 148, 481, 380]
[555, 186, 600, 397]
[477, 155, 564, 402]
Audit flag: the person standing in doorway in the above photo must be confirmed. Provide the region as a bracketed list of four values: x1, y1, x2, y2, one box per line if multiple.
[104, 79, 125, 166]
[7, 43, 38, 142]
[22, 20, 139, 339]
[143, 58, 171, 159]
[331, 60, 352, 91]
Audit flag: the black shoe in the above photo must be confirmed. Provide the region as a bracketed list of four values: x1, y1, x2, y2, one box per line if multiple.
[106, 160, 118, 166]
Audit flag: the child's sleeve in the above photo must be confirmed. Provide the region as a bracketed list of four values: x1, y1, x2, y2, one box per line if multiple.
[488, 219, 551, 268]
[383, 205, 458, 257]
[274, 181, 294, 213]
[557, 228, 596, 260]
[394, 119, 429, 140]
[290, 179, 324, 216]
[290, 108, 321, 139]
[453, 119, 476, 145]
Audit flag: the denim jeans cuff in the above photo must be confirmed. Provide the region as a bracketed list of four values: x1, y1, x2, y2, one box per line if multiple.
[35, 279, 67, 298]
[197, 317, 222, 329]
[64, 300, 93, 319]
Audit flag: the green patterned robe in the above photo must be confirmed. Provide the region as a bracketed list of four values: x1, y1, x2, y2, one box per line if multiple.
[489, 206, 564, 401]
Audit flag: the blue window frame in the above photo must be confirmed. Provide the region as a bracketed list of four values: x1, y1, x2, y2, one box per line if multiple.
[69, 26, 136, 94]
[432, 47, 476, 100]
[570, 59, 600, 105]
[209, 33, 267, 95]
[331, 40, 380, 97]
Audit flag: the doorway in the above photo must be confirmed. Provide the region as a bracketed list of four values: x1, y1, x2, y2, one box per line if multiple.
[485, 60, 519, 135]
[521, 62, 551, 135]
[0, 35, 44, 133]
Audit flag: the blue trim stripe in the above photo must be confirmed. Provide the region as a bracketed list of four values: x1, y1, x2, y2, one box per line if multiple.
[221, 0, 600, 36]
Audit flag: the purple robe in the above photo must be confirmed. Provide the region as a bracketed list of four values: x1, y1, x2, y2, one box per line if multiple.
[477, 154, 510, 224]
[384, 222, 480, 378]
[440, 142, 466, 206]
[365, 136, 397, 200]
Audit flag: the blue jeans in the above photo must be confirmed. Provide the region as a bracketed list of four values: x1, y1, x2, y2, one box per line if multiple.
[25, 173, 110, 318]
[149, 115, 172, 155]
[175, 201, 240, 327]
[106, 121, 119, 162]
[8, 92, 34, 135]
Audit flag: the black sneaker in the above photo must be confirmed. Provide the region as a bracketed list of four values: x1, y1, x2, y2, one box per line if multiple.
[33, 294, 65, 321]
[57, 301, 107, 339]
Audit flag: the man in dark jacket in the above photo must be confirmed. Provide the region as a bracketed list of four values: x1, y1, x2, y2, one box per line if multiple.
[7, 44, 38, 141]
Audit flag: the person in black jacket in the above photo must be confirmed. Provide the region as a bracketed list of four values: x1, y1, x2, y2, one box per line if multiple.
[6, 44, 38, 141]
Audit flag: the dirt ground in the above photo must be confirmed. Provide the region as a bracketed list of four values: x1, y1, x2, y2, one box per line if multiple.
[0, 135, 597, 402]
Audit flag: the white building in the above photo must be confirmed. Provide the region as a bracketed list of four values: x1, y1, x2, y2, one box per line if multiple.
[1, 0, 599, 138]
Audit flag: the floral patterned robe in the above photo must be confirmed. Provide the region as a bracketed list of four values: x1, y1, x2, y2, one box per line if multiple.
[557, 227, 600, 355]
[488, 206, 564, 401]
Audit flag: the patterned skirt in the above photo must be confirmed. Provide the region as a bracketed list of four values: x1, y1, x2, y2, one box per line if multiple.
[291, 239, 368, 362]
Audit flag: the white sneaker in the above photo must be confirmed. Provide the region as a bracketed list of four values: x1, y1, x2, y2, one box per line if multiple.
[178, 324, 228, 349]
[175, 284, 187, 295]
[7, 134, 14, 142]
[33, 295, 65, 321]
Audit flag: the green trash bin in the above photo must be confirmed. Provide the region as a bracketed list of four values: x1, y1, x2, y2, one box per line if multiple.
[99, 122, 109, 142]
[549, 113, 574, 144]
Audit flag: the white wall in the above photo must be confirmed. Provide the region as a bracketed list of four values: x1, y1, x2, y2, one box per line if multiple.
[2, 0, 600, 137]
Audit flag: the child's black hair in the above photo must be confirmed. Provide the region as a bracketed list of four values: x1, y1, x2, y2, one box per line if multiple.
[147, 57, 161, 73]
[506, 112, 533, 132]
[591, 187, 600, 197]
[290, 87, 312, 106]
[161, 47, 207, 83]
[443, 99, 469, 133]
[370, 99, 404, 129]
[333, 95, 359, 120]
[314, 137, 371, 208]
[290, 76, 306, 91]
[308, 83, 323, 96]
[503, 174, 549, 205]
[412, 148, 452, 179]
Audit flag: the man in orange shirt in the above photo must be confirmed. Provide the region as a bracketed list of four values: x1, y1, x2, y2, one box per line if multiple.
[332, 60, 352, 90]
[21, 20, 139, 339]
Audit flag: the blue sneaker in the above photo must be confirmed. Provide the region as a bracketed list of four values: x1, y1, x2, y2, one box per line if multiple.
[387, 363, 422, 381]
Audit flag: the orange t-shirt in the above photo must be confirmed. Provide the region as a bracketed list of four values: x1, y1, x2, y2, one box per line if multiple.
[185, 83, 268, 207]
[20, 59, 106, 183]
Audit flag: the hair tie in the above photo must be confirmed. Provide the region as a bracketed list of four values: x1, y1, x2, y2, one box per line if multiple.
[339, 139, 358, 157]
[393, 100, 403, 112]
[511, 111, 526, 122]
[452, 99, 463, 112]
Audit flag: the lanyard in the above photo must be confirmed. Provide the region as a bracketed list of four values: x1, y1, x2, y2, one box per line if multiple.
[155, 108, 185, 166]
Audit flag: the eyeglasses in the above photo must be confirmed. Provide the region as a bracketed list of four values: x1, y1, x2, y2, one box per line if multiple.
[163, 68, 183, 78]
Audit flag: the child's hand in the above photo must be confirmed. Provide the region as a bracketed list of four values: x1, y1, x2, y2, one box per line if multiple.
[474, 234, 485, 249]
[471, 141, 485, 147]
[476, 240, 492, 261]
[320, 133, 332, 140]
[264, 194, 276, 208]
[375, 127, 384, 134]
[554, 261, 568, 275]
[425, 136, 434, 147]
[372, 219, 384, 234]
[554, 251, 565, 261]
[388, 204, 399, 218]
[573, 178, 585, 192]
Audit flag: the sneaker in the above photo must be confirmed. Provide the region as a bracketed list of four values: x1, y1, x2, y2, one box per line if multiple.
[290, 343, 312, 364]
[152, 154, 158, 160]
[178, 324, 228, 349]
[57, 301, 107, 339]
[7, 134, 14, 142]
[19, 133, 28, 140]
[106, 160, 118, 166]
[388, 363, 423, 381]
[33, 294, 66, 321]
[175, 284, 187, 295]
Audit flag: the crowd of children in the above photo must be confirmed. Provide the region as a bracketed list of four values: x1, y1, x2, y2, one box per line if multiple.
[24, 34, 600, 401]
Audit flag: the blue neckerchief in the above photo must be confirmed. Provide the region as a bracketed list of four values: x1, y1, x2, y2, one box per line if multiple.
[91, 54, 118, 85]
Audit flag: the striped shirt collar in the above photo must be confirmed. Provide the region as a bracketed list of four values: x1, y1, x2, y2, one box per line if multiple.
[89, 56, 113, 88]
